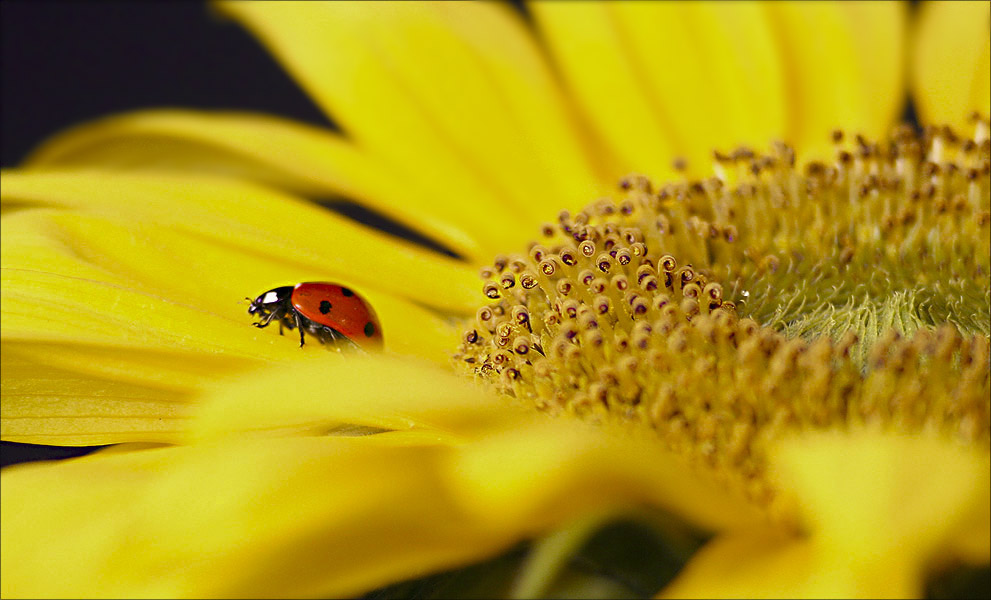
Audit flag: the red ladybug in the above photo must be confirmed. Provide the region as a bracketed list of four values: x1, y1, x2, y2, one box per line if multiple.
[247, 282, 383, 349]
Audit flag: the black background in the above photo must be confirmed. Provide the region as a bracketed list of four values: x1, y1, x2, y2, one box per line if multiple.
[1, 0, 330, 167]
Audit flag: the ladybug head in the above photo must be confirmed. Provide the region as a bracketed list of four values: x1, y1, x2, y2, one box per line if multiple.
[247, 285, 294, 316]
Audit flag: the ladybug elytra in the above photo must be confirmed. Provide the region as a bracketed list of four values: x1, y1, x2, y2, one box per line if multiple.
[247, 282, 383, 349]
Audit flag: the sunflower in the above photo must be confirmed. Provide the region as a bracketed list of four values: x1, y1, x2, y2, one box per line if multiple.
[2, 2, 989, 599]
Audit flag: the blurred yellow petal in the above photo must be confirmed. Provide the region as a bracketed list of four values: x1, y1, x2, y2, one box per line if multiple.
[189, 355, 530, 443]
[946, 480, 991, 565]
[771, 431, 990, 590]
[912, 0, 991, 129]
[839, 1, 907, 132]
[448, 421, 760, 536]
[216, 1, 571, 254]
[766, 1, 906, 161]
[974, 37, 991, 120]
[0, 436, 522, 598]
[24, 109, 487, 261]
[1, 170, 479, 314]
[663, 431, 990, 598]
[660, 529, 819, 599]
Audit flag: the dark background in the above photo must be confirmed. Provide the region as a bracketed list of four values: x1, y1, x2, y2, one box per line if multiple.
[1, 0, 331, 167]
[1, 0, 333, 467]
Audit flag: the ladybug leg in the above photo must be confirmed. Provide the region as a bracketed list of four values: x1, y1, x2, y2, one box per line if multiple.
[253, 306, 282, 329]
[294, 311, 306, 347]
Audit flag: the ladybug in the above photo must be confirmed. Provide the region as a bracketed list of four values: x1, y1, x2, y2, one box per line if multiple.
[247, 282, 383, 349]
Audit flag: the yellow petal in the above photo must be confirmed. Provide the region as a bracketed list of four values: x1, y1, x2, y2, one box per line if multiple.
[1, 169, 480, 314]
[972, 36, 991, 120]
[215, 1, 569, 253]
[3, 187, 464, 444]
[533, 2, 904, 173]
[1, 342, 193, 445]
[0, 435, 523, 598]
[610, 2, 787, 174]
[308, 1, 602, 219]
[766, 1, 907, 161]
[448, 420, 760, 536]
[770, 431, 990, 593]
[424, 3, 607, 207]
[529, 1, 677, 178]
[945, 478, 991, 565]
[839, 1, 907, 133]
[2, 244, 280, 359]
[664, 431, 991, 599]
[912, 0, 991, 130]
[3, 206, 458, 363]
[23, 109, 487, 261]
[660, 529, 819, 599]
[189, 355, 531, 443]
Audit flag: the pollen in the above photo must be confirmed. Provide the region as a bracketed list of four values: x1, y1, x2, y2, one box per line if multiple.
[454, 122, 991, 507]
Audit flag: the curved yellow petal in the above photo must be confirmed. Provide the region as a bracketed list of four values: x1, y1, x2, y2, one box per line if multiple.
[24, 109, 488, 261]
[771, 431, 990, 588]
[1, 342, 193, 446]
[4, 209, 457, 362]
[3, 296, 458, 444]
[0, 436, 523, 598]
[216, 1, 570, 253]
[912, 0, 991, 130]
[307, 1, 601, 219]
[529, 1, 677, 178]
[3, 222, 457, 392]
[766, 1, 907, 161]
[946, 478, 991, 565]
[534, 1, 904, 173]
[1, 247, 280, 359]
[189, 355, 531, 443]
[448, 420, 760, 536]
[660, 529, 819, 599]
[1, 169, 479, 314]
[610, 2, 787, 175]
[663, 431, 990, 599]
[425, 3, 607, 208]
[3, 180, 468, 444]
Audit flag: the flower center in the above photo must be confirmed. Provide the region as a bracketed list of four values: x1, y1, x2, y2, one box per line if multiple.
[455, 122, 991, 506]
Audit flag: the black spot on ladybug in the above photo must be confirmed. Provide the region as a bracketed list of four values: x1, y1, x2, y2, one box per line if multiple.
[319, 300, 332, 314]
[364, 322, 376, 337]
[341, 288, 354, 297]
